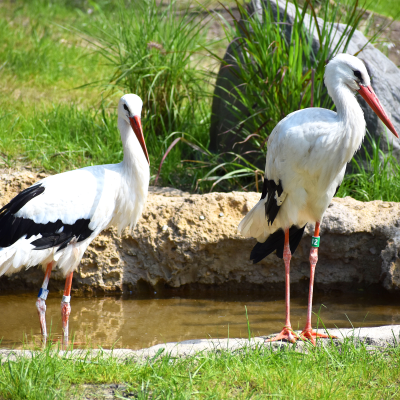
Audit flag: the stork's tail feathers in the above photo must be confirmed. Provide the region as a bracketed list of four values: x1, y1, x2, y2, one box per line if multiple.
[238, 197, 268, 240]
[0, 238, 53, 276]
[250, 224, 307, 264]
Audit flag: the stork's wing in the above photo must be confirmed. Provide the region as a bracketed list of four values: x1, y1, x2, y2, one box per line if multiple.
[260, 178, 287, 226]
[0, 165, 120, 251]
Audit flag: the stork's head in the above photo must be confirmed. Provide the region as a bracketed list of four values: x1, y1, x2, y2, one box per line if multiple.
[325, 53, 398, 138]
[325, 53, 370, 92]
[118, 94, 150, 165]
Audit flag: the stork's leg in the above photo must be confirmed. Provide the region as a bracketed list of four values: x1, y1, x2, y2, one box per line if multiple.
[266, 228, 299, 343]
[61, 272, 73, 346]
[35, 262, 53, 339]
[300, 222, 336, 345]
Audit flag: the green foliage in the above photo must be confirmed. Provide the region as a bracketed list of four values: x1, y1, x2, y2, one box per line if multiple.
[0, 348, 65, 400]
[0, 0, 213, 186]
[0, 339, 400, 399]
[0, 0, 115, 173]
[337, 132, 400, 201]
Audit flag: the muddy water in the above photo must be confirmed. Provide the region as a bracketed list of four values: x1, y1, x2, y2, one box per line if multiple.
[1, 292, 400, 349]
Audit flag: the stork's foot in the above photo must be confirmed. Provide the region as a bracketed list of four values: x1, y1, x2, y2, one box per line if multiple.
[36, 298, 47, 338]
[265, 326, 299, 343]
[36, 288, 49, 339]
[61, 296, 71, 347]
[300, 328, 337, 346]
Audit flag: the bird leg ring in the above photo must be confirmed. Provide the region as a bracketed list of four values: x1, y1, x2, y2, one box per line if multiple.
[36, 262, 53, 339]
[300, 223, 336, 345]
[266, 228, 299, 343]
[61, 272, 73, 346]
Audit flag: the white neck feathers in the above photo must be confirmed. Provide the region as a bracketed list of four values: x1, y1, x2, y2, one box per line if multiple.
[118, 117, 150, 191]
[329, 83, 366, 164]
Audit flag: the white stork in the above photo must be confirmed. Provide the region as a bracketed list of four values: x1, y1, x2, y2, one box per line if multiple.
[0, 94, 150, 344]
[238, 54, 399, 345]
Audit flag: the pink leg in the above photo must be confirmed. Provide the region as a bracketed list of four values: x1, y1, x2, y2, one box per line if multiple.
[266, 228, 299, 343]
[61, 272, 73, 346]
[35, 262, 53, 339]
[301, 222, 336, 345]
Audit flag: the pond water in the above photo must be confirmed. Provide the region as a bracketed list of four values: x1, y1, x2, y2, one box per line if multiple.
[1, 291, 400, 349]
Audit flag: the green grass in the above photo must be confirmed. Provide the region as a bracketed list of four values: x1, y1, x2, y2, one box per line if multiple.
[0, 0, 109, 100]
[0, 104, 123, 172]
[0, 339, 399, 399]
[366, 0, 400, 19]
[0, 0, 117, 172]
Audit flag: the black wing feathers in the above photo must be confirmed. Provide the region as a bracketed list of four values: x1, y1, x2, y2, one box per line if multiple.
[0, 183, 93, 250]
[30, 219, 92, 251]
[250, 224, 307, 264]
[0, 184, 45, 217]
[0, 184, 45, 247]
[260, 178, 284, 226]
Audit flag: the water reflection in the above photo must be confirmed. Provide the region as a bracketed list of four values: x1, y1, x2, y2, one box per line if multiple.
[0, 292, 399, 349]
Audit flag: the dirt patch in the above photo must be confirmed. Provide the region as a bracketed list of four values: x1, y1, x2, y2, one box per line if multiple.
[70, 383, 133, 399]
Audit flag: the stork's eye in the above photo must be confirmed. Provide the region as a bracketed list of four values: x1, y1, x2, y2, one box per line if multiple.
[353, 70, 362, 80]
[123, 104, 129, 113]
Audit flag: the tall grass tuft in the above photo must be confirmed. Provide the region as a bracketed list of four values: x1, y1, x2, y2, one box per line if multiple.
[83, 0, 212, 181]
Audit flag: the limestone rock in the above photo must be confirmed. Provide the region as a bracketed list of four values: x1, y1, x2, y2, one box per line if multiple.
[1, 169, 400, 293]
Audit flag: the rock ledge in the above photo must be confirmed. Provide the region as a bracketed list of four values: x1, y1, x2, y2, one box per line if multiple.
[1, 169, 400, 293]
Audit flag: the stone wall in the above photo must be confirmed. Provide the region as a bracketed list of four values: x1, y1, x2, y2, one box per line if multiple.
[1, 169, 400, 294]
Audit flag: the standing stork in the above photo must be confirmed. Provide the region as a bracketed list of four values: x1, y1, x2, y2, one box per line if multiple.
[0, 94, 150, 344]
[238, 54, 399, 345]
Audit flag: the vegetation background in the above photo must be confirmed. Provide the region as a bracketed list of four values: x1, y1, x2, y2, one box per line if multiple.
[0, 0, 399, 198]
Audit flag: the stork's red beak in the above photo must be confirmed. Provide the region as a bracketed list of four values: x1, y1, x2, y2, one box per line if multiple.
[129, 116, 150, 165]
[358, 85, 399, 138]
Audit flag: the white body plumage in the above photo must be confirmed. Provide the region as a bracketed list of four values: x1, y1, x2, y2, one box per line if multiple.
[239, 54, 372, 243]
[0, 94, 150, 277]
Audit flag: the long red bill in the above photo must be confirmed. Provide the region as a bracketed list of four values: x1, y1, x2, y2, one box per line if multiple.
[129, 116, 150, 165]
[358, 85, 399, 138]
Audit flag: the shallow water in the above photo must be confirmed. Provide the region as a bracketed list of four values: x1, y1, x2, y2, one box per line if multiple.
[1, 291, 400, 349]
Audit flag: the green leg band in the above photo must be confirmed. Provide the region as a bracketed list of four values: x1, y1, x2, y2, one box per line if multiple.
[311, 236, 320, 247]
